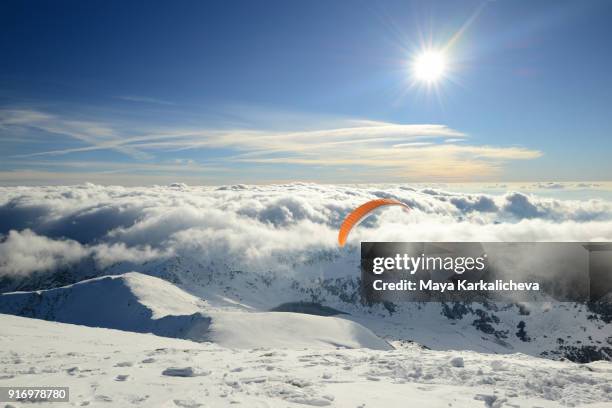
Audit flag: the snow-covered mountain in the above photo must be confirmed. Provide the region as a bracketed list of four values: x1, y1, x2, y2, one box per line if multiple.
[2, 264, 610, 362]
[150, 256, 612, 362]
[0, 272, 390, 350]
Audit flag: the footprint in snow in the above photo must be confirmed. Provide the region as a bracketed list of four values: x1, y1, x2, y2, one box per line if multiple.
[162, 367, 210, 377]
[287, 396, 333, 406]
[287, 378, 312, 388]
[173, 400, 204, 408]
[115, 374, 129, 381]
[474, 394, 506, 408]
[449, 356, 464, 368]
[94, 395, 113, 403]
[66, 366, 79, 375]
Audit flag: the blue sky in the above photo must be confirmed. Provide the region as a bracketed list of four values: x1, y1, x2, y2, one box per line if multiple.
[1, 0, 611, 185]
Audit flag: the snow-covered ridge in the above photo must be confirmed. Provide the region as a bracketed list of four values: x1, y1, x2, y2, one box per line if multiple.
[0, 272, 390, 350]
[0, 272, 211, 340]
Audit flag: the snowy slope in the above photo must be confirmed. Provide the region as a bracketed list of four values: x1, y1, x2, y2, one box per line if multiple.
[0, 272, 390, 350]
[207, 310, 390, 349]
[1, 313, 611, 408]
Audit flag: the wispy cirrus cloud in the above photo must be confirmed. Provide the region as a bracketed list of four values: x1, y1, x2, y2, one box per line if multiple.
[0, 108, 543, 183]
[116, 95, 176, 105]
[0, 109, 152, 160]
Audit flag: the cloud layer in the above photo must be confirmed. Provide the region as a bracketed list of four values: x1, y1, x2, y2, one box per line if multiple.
[1, 109, 542, 182]
[1, 184, 612, 279]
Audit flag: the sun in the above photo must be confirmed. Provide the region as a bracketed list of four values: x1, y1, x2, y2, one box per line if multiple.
[412, 49, 447, 84]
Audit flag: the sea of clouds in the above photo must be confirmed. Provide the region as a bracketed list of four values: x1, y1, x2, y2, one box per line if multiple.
[1, 183, 612, 279]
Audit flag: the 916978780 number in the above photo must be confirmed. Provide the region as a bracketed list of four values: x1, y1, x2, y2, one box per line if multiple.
[0, 387, 69, 402]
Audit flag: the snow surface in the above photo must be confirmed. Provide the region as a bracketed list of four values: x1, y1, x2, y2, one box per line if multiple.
[0, 272, 390, 350]
[1, 313, 611, 407]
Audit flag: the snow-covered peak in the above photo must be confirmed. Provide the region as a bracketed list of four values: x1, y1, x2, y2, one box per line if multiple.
[1, 271, 207, 320]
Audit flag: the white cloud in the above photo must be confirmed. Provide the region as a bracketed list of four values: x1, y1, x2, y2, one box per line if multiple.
[1, 184, 612, 280]
[0, 229, 88, 276]
[0, 230, 169, 277]
[92, 243, 168, 269]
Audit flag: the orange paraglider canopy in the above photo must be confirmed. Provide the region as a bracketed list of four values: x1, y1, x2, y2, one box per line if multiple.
[338, 198, 409, 247]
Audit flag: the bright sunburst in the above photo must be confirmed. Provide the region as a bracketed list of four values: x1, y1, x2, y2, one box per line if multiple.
[412, 49, 447, 84]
